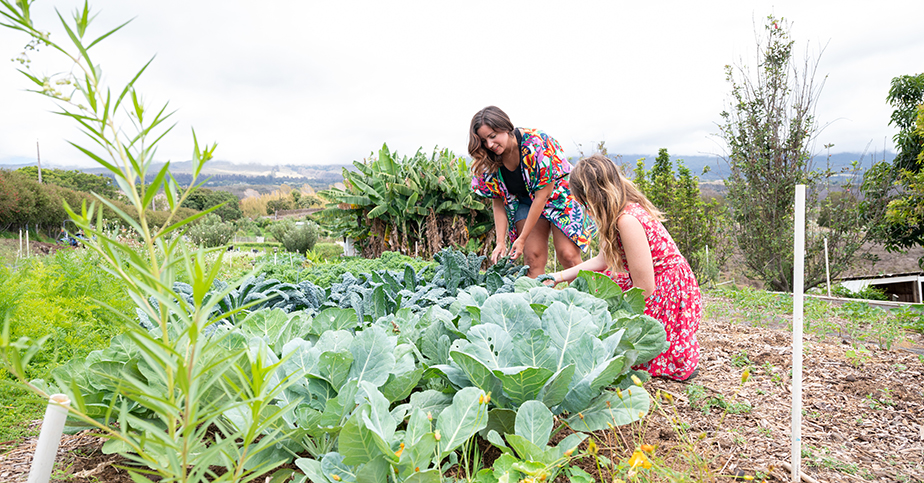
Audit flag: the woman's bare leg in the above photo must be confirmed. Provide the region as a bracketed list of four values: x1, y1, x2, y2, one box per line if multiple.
[515, 218, 552, 278]
[551, 224, 583, 270]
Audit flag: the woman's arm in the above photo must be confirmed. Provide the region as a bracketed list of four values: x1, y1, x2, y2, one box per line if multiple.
[617, 214, 655, 298]
[549, 251, 609, 284]
[490, 197, 509, 263]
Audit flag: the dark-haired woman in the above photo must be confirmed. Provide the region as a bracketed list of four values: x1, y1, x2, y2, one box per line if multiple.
[469, 106, 595, 278]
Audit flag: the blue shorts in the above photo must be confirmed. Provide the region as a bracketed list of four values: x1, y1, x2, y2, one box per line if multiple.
[513, 198, 545, 223]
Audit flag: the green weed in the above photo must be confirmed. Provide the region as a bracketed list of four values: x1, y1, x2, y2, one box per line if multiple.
[845, 344, 872, 368]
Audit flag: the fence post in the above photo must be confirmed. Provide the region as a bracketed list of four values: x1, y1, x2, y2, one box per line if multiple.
[824, 237, 831, 298]
[791, 184, 805, 482]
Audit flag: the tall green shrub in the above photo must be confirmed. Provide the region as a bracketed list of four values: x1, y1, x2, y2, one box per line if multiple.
[718, 16, 870, 291]
[187, 213, 236, 247]
[269, 218, 319, 254]
[632, 149, 731, 284]
[0, 2, 292, 482]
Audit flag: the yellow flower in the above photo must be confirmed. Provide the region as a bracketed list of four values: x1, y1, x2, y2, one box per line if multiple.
[631, 374, 643, 386]
[434, 430, 441, 441]
[616, 388, 624, 399]
[331, 475, 342, 482]
[741, 368, 751, 383]
[627, 450, 652, 469]
[587, 439, 598, 455]
[395, 442, 404, 457]
[641, 444, 655, 453]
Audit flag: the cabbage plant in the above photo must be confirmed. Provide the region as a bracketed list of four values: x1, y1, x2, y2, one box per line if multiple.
[429, 273, 667, 431]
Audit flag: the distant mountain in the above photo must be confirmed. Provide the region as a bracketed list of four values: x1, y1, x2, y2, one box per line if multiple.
[79, 160, 355, 190]
[607, 151, 895, 182]
[4, 151, 895, 192]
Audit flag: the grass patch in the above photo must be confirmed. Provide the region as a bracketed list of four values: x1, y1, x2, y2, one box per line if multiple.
[0, 248, 134, 443]
[0, 382, 45, 445]
[707, 287, 909, 349]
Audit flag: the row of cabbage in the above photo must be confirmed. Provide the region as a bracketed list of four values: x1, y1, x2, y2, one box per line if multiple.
[37, 250, 667, 482]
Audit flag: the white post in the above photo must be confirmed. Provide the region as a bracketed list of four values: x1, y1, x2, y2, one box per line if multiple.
[824, 237, 831, 298]
[27, 394, 71, 483]
[26, 229, 30, 258]
[792, 185, 805, 482]
[19, 228, 23, 258]
[705, 244, 710, 274]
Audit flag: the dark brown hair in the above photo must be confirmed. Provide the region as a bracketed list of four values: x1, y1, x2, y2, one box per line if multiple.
[570, 154, 663, 270]
[468, 106, 515, 175]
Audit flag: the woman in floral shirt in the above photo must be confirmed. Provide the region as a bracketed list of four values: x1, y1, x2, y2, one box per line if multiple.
[469, 106, 595, 277]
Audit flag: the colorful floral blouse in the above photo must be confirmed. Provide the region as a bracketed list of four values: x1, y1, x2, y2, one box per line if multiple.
[471, 128, 596, 251]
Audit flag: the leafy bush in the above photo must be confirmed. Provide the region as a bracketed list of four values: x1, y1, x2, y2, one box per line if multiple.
[303, 250, 435, 288]
[16, 166, 119, 200]
[180, 187, 242, 221]
[313, 242, 343, 260]
[252, 251, 308, 284]
[830, 284, 888, 301]
[632, 149, 732, 285]
[268, 218, 319, 254]
[186, 213, 236, 247]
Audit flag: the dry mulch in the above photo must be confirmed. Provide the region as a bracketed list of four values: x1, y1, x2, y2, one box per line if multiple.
[1, 295, 923, 482]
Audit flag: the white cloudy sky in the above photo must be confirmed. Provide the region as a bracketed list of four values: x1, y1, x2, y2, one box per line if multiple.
[1, 0, 922, 168]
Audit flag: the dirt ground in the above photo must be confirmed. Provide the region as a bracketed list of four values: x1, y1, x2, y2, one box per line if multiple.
[0, 238, 75, 264]
[0, 294, 922, 483]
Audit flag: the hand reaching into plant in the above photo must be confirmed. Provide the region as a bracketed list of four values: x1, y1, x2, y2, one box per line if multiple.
[491, 240, 507, 264]
[508, 236, 526, 261]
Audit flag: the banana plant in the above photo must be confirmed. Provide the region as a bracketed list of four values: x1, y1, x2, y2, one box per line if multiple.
[319, 145, 490, 257]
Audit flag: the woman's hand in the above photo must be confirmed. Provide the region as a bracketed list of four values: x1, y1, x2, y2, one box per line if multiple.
[491, 242, 507, 264]
[539, 273, 557, 287]
[508, 237, 526, 261]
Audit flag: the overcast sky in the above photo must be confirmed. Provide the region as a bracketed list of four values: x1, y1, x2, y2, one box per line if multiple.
[1, 0, 922, 168]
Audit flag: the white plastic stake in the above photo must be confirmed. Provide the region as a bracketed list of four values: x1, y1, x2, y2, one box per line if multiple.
[26, 229, 30, 257]
[792, 185, 805, 482]
[824, 237, 831, 298]
[27, 394, 71, 483]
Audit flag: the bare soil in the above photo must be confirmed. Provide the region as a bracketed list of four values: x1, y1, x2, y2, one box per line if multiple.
[1, 293, 921, 483]
[0, 238, 75, 264]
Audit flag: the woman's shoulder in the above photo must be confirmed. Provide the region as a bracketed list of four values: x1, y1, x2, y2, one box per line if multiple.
[519, 128, 551, 143]
[621, 202, 648, 217]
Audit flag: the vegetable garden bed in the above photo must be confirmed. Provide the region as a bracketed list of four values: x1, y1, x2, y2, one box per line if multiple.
[2, 292, 922, 482]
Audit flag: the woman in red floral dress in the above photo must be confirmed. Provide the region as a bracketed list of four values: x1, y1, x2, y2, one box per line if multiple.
[547, 154, 701, 381]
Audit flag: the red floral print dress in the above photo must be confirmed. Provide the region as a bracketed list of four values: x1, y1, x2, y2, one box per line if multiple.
[606, 203, 701, 381]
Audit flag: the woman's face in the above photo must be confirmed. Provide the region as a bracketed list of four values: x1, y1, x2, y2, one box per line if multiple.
[476, 125, 513, 156]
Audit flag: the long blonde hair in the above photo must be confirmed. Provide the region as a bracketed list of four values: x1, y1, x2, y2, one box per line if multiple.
[570, 154, 663, 271]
